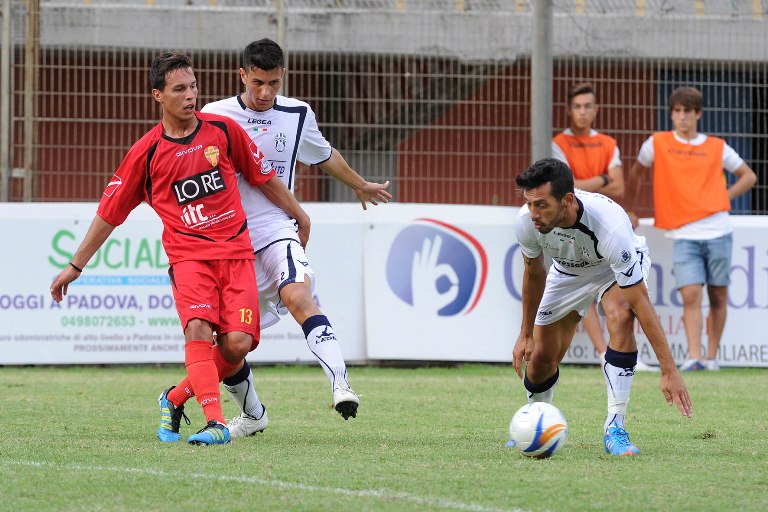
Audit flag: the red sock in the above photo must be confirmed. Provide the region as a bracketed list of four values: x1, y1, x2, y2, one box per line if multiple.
[184, 339, 225, 424]
[212, 345, 242, 379]
[168, 345, 241, 407]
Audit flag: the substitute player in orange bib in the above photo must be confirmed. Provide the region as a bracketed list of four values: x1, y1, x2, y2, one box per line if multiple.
[625, 86, 756, 372]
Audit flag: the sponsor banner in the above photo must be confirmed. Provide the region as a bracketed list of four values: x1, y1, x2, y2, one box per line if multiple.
[364, 208, 768, 368]
[0, 203, 180, 364]
[0, 203, 366, 365]
[2, 203, 767, 367]
[364, 204, 520, 361]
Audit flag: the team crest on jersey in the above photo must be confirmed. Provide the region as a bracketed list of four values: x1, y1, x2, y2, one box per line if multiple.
[275, 132, 287, 153]
[204, 146, 220, 168]
[621, 250, 631, 263]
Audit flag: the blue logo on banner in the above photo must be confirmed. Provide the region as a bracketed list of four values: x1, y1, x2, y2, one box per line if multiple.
[385, 219, 487, 316]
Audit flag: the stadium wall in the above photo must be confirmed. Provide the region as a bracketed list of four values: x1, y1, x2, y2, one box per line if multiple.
[2, 202, 767, 368]
[3, 1, 768, 212]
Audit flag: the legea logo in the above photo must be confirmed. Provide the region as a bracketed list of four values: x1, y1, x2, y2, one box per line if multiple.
[385, 219, 488, 316]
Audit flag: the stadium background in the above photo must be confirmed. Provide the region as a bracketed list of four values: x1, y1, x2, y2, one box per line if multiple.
[1, 0, 767, 215]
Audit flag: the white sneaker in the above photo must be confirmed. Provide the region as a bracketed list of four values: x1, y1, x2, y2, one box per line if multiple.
[332, 385, 359, 420]
[679, 358, 704, 371]
[228, 407, 268, 438]
[702, 359, 720, 371]
[634, 360, 660, 372]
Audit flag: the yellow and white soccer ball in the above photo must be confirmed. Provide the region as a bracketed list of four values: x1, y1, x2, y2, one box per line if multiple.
[507, 402, 568, 458]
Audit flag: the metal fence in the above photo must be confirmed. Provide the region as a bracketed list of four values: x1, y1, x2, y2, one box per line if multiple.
[1, 0, 767, 216]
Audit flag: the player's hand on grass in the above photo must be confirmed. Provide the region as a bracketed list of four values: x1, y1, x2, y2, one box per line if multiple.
[354, 180, 392, 210]
[661, 370, 693, 418]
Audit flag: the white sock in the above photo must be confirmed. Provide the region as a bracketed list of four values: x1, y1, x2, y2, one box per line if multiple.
[603, 348, 637, 432]
[222, 363, 265, 419]
[302, 315, 349, 390]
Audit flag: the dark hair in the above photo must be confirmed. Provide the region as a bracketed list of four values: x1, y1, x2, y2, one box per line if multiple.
[516, 158, 574, 200]
[242, 38, 285, 71]
[567, 81, 597, 106]
[150, 51, 193, 90]
[669, 86, 703, 113]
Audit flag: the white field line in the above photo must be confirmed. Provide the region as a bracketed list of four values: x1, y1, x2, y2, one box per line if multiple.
[3, 459, 529, 512]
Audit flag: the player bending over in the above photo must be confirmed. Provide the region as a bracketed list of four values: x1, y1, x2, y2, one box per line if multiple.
[512, 158, 692, 456]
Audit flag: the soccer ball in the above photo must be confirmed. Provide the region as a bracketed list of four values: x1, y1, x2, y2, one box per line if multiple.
[507, 402, 568, 458]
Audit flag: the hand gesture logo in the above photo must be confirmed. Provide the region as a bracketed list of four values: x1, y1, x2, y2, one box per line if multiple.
[385, 219, 488, 317]
[411, 235, 460, 314]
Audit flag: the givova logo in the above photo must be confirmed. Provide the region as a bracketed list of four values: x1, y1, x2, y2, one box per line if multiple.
[385, 219, 487, 316]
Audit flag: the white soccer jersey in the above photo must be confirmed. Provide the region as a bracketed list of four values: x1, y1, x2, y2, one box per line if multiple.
[515, 190, 645, 289]
[201, 95, 333, 251]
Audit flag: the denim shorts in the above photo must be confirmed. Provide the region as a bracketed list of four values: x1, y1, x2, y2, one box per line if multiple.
[672, 234, 733, 289]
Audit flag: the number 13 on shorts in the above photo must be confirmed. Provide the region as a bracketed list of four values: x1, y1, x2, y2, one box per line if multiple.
[239, 307, 253, 324]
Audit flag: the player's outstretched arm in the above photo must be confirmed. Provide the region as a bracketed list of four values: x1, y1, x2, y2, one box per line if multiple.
[259, 175, 311, 248]
[621, 281, 693, 418]
[318, 148, 392, 210]
[50, 215, 116, 303]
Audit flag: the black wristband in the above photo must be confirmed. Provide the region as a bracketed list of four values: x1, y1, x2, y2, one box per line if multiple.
[69, 262, 83, 273]
[600, 174, 609, 187]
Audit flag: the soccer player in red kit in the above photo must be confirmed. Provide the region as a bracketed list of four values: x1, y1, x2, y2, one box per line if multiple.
[50, 51, 309, 445]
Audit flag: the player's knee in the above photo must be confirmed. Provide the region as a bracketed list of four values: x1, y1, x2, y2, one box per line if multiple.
[605, 304, 634, 331]
[529, 351, 559, 371]
[708, 287, 728, 309]
[184, 318, 213, 340]
[283, 290, 320, 318]
[218, 334, 251, 363]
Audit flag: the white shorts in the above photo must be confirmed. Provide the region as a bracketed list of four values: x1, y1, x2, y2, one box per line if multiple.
[254, 239, 315, 329]
[535, 249, 651, 326]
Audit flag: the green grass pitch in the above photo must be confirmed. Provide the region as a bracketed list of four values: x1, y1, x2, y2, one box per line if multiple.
[0, 364, 766, 511]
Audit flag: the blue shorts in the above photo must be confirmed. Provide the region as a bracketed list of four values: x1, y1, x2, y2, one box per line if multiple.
[672, 234, 732, 289]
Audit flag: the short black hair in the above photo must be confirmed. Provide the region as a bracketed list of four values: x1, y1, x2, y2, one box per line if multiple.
[515, 158, 574, 200]
[150, 51, 192, 90]
[242, 38, 285, 71]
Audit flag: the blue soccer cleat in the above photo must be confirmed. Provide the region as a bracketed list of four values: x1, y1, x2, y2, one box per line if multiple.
[604, 425, 640, 456]
[188, 420, 231, 446]
[157, 386, 189, 443]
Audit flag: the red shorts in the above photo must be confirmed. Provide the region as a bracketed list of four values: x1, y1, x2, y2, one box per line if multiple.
[169, 259, 260, 346]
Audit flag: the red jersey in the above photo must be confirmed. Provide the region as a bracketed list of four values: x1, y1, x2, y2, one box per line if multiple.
[97, 112, 275, 263]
